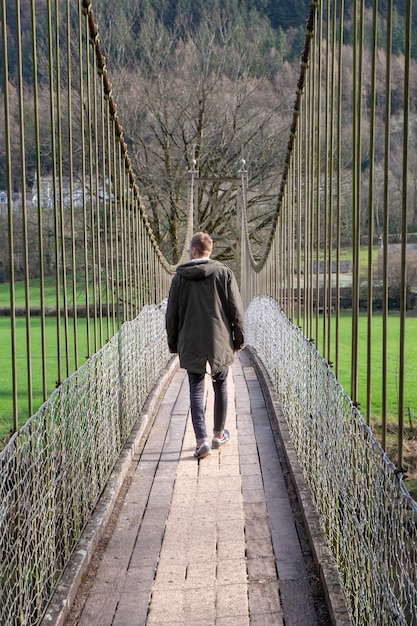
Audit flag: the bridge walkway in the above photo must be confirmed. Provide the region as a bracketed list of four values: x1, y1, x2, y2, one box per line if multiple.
[46, 350, 344, 626]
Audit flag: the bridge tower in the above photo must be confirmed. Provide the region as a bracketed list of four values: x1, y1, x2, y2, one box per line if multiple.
[186, 159, 248, 285]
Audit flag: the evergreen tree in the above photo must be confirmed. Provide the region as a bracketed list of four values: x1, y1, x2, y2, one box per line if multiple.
[265, 0, 311, 30]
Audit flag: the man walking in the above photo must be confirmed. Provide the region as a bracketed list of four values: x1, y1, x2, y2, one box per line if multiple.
[165, 232, 245, 459]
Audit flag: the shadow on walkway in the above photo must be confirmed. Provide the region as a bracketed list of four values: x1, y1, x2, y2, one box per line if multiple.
[43, 350, 350, 626]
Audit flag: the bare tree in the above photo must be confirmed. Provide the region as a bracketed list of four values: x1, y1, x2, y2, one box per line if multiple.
[109, 8, 292, 264]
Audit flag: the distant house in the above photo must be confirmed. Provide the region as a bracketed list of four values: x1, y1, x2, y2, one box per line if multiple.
[0, 191, 27, 211]
[0, 191, 8, 211]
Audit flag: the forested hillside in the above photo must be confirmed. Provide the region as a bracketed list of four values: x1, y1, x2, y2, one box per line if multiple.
[132, 0, 312, 32]
[1, 0, 417, 268]
[1, 0, 314, 265]
[86, 0, 417, 68]
[93, 0, 417, 264]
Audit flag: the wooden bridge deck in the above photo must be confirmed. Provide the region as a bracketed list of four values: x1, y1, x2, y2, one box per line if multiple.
[43, 350, 350, 626]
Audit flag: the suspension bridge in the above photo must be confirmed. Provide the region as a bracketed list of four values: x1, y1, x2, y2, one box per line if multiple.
[1, 0, 417, 624]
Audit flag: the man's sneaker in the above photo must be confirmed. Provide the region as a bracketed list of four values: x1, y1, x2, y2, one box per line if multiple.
[194, 442, 211, 459]
[211, 429, 230, 449]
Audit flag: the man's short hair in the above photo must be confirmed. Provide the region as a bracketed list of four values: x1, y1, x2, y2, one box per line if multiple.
[190, 232, 213, 256]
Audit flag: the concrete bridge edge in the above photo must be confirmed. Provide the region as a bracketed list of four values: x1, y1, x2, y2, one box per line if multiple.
[245, 346, 352, 626]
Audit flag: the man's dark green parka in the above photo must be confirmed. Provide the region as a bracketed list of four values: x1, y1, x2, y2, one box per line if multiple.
[165, 258, 245, 375]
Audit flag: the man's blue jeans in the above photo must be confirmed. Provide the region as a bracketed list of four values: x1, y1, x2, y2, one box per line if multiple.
[188, 367, 229, 442]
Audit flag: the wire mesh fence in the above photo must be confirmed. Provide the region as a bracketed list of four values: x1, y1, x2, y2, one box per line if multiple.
[0, 302, 171, 626]
[246, 295, 417, 625]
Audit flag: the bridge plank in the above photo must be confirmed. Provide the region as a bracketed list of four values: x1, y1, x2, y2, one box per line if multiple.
[239, 353, 319, 625]
[64, 355, 331, 626]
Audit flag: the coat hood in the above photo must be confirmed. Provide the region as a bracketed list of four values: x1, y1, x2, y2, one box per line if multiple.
[176, 259, 220, 281]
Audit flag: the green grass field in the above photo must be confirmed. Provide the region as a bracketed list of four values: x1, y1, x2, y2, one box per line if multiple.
[0, 276, 115, 439]
[0, 275, 90, 308]
[324, 311, 417, 426]
[1, 272, 416, 444]
[1, 309, 416, 437]
[0, 281, 52, 308]
[0, 317, 97, 439]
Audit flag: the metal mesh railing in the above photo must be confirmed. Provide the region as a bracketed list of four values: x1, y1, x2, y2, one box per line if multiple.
[246, 295, 417, 625]
[0, 302, 171, 626]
